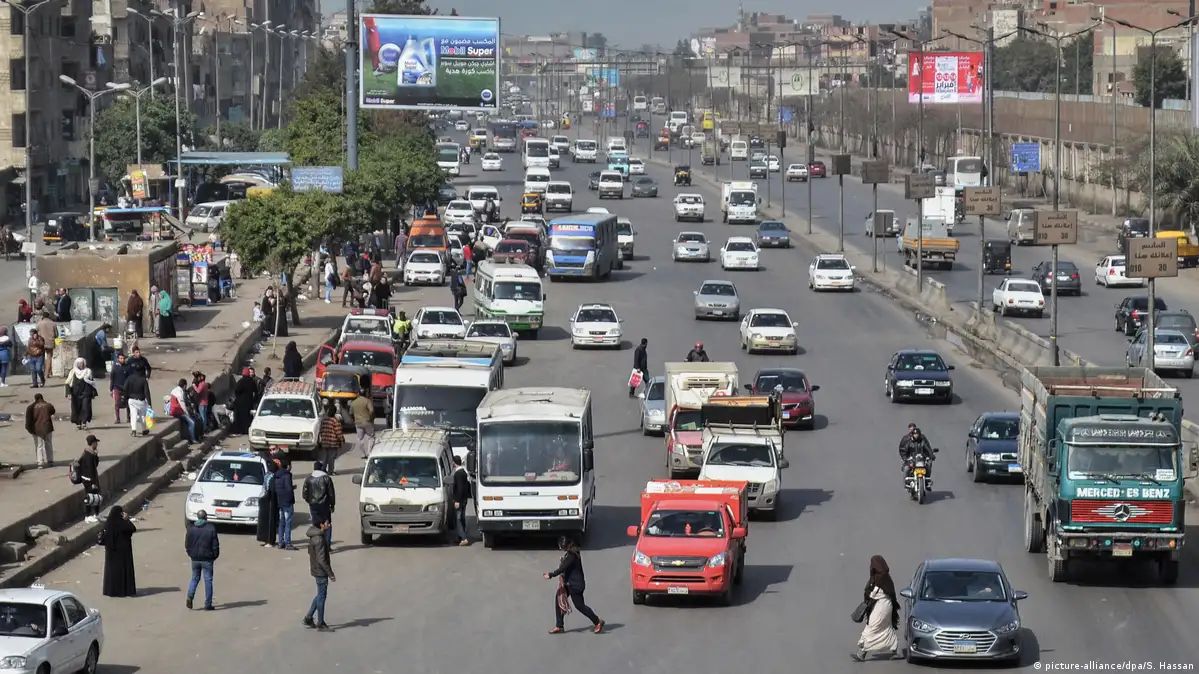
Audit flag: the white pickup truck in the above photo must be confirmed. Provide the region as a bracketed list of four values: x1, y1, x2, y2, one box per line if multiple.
[697, 394, 787, 517]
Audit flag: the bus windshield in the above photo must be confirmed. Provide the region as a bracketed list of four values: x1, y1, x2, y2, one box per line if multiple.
[494, 281, 542, 301]
[479, 421, 582, 485]
[394, 385, 487, 432]
[437, 145, 460, 163]
[551, 235, 595, 252]
[526, 143, 549, 157]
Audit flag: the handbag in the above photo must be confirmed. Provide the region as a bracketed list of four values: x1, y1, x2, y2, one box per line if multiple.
[851, 597, 876, 624]
[627, 368, 643, 389]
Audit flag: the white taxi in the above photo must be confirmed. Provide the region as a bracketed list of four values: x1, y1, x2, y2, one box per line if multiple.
[767, 155, 781, 172]
[442, 199, 476, 226]
[185, 450, 270, 526]
[628, 157, 646, 175]
[480, 152, 503, 171]
[0, 587, 103, 674]
[807, 254, 856, 291]
[412, 306, 467, 341]
[720, 237, 760, 271]
[338, 308, 393, 347]
[403, 250, 447, 286]
[991, 278, 1046, 317]
[570, 303, 623, 348]
[740, 308, 799, 354]
[673, 193, 705, 222]
[248, 380, 322, 453]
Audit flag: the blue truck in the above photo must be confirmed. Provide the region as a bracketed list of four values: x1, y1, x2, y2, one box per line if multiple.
[1019, 366, 1197, 584]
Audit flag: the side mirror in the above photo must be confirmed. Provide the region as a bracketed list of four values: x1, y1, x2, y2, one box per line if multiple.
[779, 458, 790, 469]
[899, 587, 915, 599]
[1187, 443, 1199, 480]
[626, 525, 640, 538]
[1013, 590, 1029, 601]
[636, 391, 645, 399]
[583, 448, 594, 471]
[731, 526, 748, 539]
[933, 447, 940, 453]
[512, 333, 519, 341]
[947, 365, 956, 370]
[743, 383, 753, 392]
[792, 322, 799, 328]
[693, 290, 699, 295]
[351, 474, 363, 485]
[968, 431, 977, 439]
[249, 410, 256, 417]
[52, 624, 69, 638]
[542, 294, 547, 301]
[810, 385, 820, 392]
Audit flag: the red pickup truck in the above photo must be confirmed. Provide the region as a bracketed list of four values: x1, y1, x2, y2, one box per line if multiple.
[627, 479, 748, 606]
[315, 337, 397, 419]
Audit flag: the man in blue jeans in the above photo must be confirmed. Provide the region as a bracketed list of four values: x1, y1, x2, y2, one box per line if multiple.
[302, 518, 335, 631]
[274, 461, 297, 549]
[184, 509, 220, 610]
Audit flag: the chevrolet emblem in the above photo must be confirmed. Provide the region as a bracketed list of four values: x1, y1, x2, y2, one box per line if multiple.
[671, 559, 685, 566]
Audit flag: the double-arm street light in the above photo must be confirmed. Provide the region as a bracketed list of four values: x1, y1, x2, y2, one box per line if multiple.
[123, 77, 168, 169]
[200, 14, 243, 149]
[272, 26, 290, 129]
[59, 77, 130, 241]
[162, 7, 203, 220]
[126, 6, 165, 100]
[249, 21, 276, 130]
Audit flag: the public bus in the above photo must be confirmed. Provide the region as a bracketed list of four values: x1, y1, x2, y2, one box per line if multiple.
[523, 138, 551, 169]
[472, 260, 545, 336]
[545, 214, 620, 281]
[436, 142, 461, 177]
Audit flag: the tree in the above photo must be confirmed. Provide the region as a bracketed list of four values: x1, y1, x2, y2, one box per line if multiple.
[92, 95, 195, 186]
[1134, 46, 1187, 108]
[1151, 132, 1199, 228]
[212, 122, 260, 152]
[280, 89, 352, 166]
[673, 39, 691, 57]
[1062, 31, 1094, 95]
[991, 35, 1058, 93]
[367, 0, 430, 13]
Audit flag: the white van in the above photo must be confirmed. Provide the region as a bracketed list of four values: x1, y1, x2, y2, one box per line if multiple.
[544, 181, 574, 211]
[185, 201, 232, 233]
[523, 138, 551, 169]
[669, 110, 689, 131]
[352, 428, 455, 544]
[524, 167, 551, 193]
[473, 260, 545, 336]
[730, 139, 748, 161]
[632, 95, 648, 111]
[606, 137, 627, 155]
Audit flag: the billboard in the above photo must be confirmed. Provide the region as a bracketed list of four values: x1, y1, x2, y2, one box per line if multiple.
[585, 67, 619, 87]
[778, 68, 816, 97]
[907, 51, 984, 104]
[360, 15, 500, 110]
[573, 47, 597, 61]
[705, 65, 742, 89]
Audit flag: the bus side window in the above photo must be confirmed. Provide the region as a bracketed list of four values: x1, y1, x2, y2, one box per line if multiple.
[484, 280, 492, 299]
[474, 273, 483, 291]
[582, 406, 593, 450]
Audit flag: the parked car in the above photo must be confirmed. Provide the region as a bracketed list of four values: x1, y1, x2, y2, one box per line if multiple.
[0, 586, 105, 673]
[184, 450, 271, 525]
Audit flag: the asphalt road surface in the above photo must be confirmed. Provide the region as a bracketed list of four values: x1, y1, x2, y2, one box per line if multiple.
[32, 126, 1199, 674]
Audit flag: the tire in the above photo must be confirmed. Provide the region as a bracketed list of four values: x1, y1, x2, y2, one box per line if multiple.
[1160, 558, 1180, 585]
[915, 477, 926, 504]
[971, 457, 983, 483]
[632, 590, 647, 605]
[1048, 556, 1069, 583]
[966, 449, 974, 473]
[717, 583, 734, 606]
[482, 531, 497, 549]
[360, 531, 373, 546]
[1023, 490, 1045, 553]
[759, 507, 777, 521]
[1186, 369, 1195, 379]
[528, 329, 539, 340]
[1035, 310, 1044, 319]
[82, 643, 99, 674]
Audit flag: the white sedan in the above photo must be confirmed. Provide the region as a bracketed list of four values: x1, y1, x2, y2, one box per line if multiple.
[673, 193, 706, 222]
[1095, 254, 1146, 287]
[442, 199, 476, 226]
[454, 120, 470, 131]
[403, 250, 447, 286]
[767, 155, 781, 172]
[720, 237, 760, 271]
[991, 278, 1046, 317]
[740, 308, 800, 354]
[480, 152, 503, 171]
[786, 163, 809, 182]
[184, 450, 271, 526]
[412, 306, 467, 341]
[0, 586, 104, 673]
[808, 254, 856, 291]
[628, 158, 646, 175]
[570, 303, 623, 348]
[465, 320, 517, 365]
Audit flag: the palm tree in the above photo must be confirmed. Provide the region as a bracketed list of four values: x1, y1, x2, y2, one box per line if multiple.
[1152, 132, 1199, 231]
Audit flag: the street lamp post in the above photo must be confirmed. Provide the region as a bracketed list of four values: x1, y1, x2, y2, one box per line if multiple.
[275, 27, 288, 129]
[126, 7, 163, 99]
[251, 20, 274, 130]
[124, 77, 168, 172]
[806, 39, 818, 236]
[59, 77, 130, 242]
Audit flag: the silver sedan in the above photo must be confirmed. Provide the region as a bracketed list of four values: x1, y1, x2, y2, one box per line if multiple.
[637, 376, 666, 435]
[672, 232, 711, 262]
[1125, 328, 1195, 377]
[694, 279, 740, 320]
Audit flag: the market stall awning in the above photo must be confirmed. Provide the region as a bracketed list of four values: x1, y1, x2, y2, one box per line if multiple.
[177, 152, 292, 166]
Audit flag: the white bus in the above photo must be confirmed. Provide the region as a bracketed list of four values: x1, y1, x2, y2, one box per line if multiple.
[476, 387, 595, 547]
[393, 361, 502, 461]
[473, 260, 545, 336]
[436, 142, 461, 177]
[946, 155, 983, 191]
[523, 138, 551, 169]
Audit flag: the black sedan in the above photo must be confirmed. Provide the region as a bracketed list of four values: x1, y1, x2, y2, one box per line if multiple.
[965, 412, 1021, 482]
[436, 185, 459, 205]
[588, 171, 602, 191]
[1029, 260, 1081, 296]
[900, 558, 1026, 664]
[1114, 295, 1167, 335]
[885, 349, 954, 404]
[631, 177, 659, 198]
[748, 135, 764, 148]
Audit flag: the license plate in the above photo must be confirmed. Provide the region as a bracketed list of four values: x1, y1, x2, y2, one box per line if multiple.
[393, 524, 410, 533]
[667, 586, 689, 595]
[783, 411, 793, 419]
[522, 520, 541, 531]
[916, 387, 934, 395]
[952, 641, 977, 654]
[592, 338, 605, 342]
[215, 508, 232, 517]
[1113, 542, 1133, 557]
[712, 310, 724, 316]
[1008, 464, 1023, 473]
[1058, 275, 1070, 280]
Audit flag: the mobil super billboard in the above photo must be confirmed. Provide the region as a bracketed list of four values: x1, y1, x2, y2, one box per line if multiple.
[907, 51, 984, 104]
[360, 14, 500, 110]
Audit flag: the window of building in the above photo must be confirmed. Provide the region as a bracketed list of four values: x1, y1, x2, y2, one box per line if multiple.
[9, 59, 25, 90]
[60, 16, 75, 38]
[9, 6, 22, 35]
[12, 114, 26, 148]
[61, 110, 75, 140]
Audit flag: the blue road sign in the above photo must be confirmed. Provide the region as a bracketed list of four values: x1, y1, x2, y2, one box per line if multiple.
[778, 106, 795, 123]
[1011, 143, 1041, 173]
[292, 166, 344, 193]
[600, 102, 616, 118]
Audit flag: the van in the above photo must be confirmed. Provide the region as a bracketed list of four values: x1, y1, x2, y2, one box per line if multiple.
[352, 429, 456, 544]
[407, 220, 449, 258]
[524, 167, 551, 193]
[1005, 208, 1036, 246]
[606, 137, 627, 155]
[185, 200, 231, 233]
[523, 138, 551, 169]
[544, 181, 574, 212]
[598, 171, 625, 199]
[473, 260, 546, 335]
[467, 186, 501, 216]
[730, 139, 748, 161]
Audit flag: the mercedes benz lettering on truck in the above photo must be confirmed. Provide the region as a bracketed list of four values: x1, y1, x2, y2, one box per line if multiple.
[546, 215, 620, 280]
[393, 356, 502, 461]
[1020, 366, 1196, 584]
[721, 181, 760, 224]
[523, 138, 551, 169]
[476, 388, 596, 548]
[436, 142, 461, 177]
[664, 362, 740, 478]
[627, 480, 748, 606]
[698, 395, 787, 517]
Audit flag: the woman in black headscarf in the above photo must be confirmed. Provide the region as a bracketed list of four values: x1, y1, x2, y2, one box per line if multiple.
[231, 367, 258, 435]
[853, 554, 900, 661]
[256, 457, 280, 547]
[100, 505, 137, 597]
[282, 341, 303, 379]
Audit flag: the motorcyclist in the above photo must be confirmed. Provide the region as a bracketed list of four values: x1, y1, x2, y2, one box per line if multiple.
[684, 342, 709, 363]
[392, 310, 412, 346]
[898, 425, 934, 482]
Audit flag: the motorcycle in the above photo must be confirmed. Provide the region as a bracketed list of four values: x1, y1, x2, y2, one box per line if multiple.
[903, 449, 938, 504]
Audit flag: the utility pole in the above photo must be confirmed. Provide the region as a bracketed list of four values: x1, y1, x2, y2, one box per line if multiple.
[345, 0, 358, 170]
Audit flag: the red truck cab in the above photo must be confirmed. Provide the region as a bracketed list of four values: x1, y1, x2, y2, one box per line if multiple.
[316, 336, 397, 418]
[627, 480, 748, 606]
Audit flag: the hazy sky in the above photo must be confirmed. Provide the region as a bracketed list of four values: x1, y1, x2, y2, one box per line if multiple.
[426, 0, 925, 49]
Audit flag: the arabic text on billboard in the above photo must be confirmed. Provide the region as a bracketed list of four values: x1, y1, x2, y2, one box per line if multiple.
[360, 15, 500, 110]
[907, 51, 984, 104]
[573, 47, 597, 61]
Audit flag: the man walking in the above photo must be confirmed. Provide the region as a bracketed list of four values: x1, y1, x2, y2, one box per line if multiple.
[350, 390, 375, 459]
[184, 509, 220, 610]
[24, 393, 54, 468]
[25, 327, 46, 388]
[302, 462, 336, 544]
[451, 455, 471, 546]
[109, 352, 129, 425]
[36, 312, 55, 383]
[302, 518, 335, 632]
[274, 460, 297, 550]
[77, 435, 102, 522]
[126, 346, 152, 379]
[317, 402, 344, 474]
[631, 337, 648, 397]
[124, 365, 151, 436]
[450, 272, 467, 311]
[322, 258, 336, 304]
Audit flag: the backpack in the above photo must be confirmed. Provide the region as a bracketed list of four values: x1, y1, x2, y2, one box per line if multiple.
[68, 460, 82, 485]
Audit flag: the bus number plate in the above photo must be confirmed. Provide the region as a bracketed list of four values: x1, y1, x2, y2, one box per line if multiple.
[522, 520, 541, 531]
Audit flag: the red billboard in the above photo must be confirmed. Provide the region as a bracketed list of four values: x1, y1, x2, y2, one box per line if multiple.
[907, 51, 984, 104]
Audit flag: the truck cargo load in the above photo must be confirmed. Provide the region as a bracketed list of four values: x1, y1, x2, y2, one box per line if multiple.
[900, 219, 959, 270]
[699, 395, 787, 516]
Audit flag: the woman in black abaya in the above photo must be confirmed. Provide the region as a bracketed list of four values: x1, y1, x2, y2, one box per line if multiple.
[256, 458, 280, 547]
[231, 368, 258, 435]
[100, 505, 137, 597]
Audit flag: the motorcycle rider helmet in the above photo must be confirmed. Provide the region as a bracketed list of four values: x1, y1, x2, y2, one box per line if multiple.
[694, 341, 703, 350]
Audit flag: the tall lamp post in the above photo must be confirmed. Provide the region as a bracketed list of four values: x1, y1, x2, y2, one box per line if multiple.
[123, 77, 168, 170]
[59, 77, 130, 242]
[273, 26, 288, 129]
[162, 7, 202, 221]
[249, 20, 274, 130]
[1108, 14, 1197, 368]
[126, 6, 163, 99]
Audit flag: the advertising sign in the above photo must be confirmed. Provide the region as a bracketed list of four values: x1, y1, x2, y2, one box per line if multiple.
[907, 51, 984, 104]
[963, 186, 1001, 216]
[292, 166, 345, 194]
[905, 174, 936, 200]
[778, 68, 816, 97]
[1127, 238, 1179, 278]
[1033, 210, 1079, 245]
[585, 67, 620, 87]
[573, 47, 597, 61]
[1011, 142, 1041, 173]
[360, 15, 500, 110]
[706, 65, 741, 89]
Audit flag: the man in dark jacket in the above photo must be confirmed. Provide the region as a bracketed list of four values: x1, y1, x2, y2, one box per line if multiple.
[54, 288, 72, 322]
[631, 338, 648, 396]
[684, 341, 710, 362]
[274, 462, 297, 549]
[544, 536, 603, 634]
[184, 509, 220, 610]
[451, 455, 471, 546]
[124, 367, 152, 436]
[125, 346, 152, 379]
[109, 352, 130, 425]
[77, 435, 102, 522]
[302, 462, 336, 544]
[303, 519, 335, 631]
[25, 394, 55, 468]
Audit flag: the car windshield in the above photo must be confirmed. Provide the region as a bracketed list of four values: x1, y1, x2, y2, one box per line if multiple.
[679, 196, 702, 204]
[494, 281, 541, 301]
[364, 456, 441, 488]
[616, 222, 632, 235]
[751, 313, 790, 328]
[468, 323, 511, 338]
[199, 460, 265, 484]
[409, 252, 441, 265]
[673, 410, 702, 431]
[707, 442, 775, 467]
[953, 158, 984, 173]
[507, 232, 540, 246]
[551, 235, 595, 251]
[410, 234, 445, 248]
[0, 602, 46, 638]
[190, 206, 212, 217]
[420, 311, 462, 325]
[730, 193, 756, 206]
[578, 141, 596, 150]
[895, 353, 948, 371]
[678, 233, 706, 243]
[469, 190, 497, 201]
[756, 371, 808, 393]
[645, 381, 664, 401]
[636, 178, 654, 185]
[760, 222, 785, 232]
[920, 570, 1007, 601]
[479, 421, 581, 485]
[700, 283, 736, 296]
[789, 164, 805, 170]
[344, 318, 390, 338]
[726, 241, 755, 252]
[577, 308, 616, 323]
[980, 418, 1018, 440]
[817, 258, 850, 270]
[547, 184, 570, 194]
[644, 509, 725, 537]
[342, 349, 394, 369]
[257, 398, 316, 419]
[1007, 281, 1041, 293]
[495, 241, 528, 254]
[1068, 445, 1178, 477]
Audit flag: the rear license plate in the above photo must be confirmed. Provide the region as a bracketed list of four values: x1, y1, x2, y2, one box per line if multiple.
[916, 387, 934, 395]
[1113, 543, 1133, 557]
[667, 586, 689, 595]
[1008, 464, 1023, 473]
[712, 310, 724, 316]
[522, 520, 541, 531]
[952, 641, 977, 654]
[215, 508, 232, 517]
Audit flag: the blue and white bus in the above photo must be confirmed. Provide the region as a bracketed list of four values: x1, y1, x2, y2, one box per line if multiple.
[545, 214, 621, 281]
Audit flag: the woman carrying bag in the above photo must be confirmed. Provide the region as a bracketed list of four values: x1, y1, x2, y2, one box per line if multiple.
[852, 554, 901, 661]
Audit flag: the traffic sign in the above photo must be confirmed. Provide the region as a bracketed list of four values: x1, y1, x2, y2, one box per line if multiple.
[831, 154, 851, 176]
[1033, 210, 1078, 245]
[872, 211, 895, 236]
[1011, 142, 1041, 173]
[963, 186, 1001, 216]
[905, 174, 936, 200]
[860, 160, 890, 185]
[1126, 238, 1179, 278]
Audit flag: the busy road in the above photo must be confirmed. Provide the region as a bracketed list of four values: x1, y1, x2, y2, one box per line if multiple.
[29, 116, 1199, 673]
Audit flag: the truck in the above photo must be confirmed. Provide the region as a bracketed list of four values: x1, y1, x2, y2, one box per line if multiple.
[922, 185, 961, 232]
[664, 362, 740, 478]
[701, 140, 720, 165]
[900, 219, 959, 270]
[721, 181, 760, 224]
[626, 479, 748, 606]
[1019, 366, 1197, 584]
[697, 395, 788, 518]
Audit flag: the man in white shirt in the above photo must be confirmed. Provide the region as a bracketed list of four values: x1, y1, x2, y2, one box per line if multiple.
[322, 259, 335, 304]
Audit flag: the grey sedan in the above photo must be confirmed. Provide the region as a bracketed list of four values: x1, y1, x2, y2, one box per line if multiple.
[755, 220, 790, 248]
[901, 558, 1027, 665]
[636, 376, 666, 435]
[631, 177, 658, 197]
[694, 279, 740, 320]
[672, 231, 711, 262]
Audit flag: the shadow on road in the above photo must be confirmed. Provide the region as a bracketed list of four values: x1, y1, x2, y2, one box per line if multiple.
[583, 504, 641, 551]
[736, 563, 794, 602]
[772, 488, 834, 522]
[216, 599, 268, 611]
[135, 586, 180, 597]
[332, 616, 394, 630]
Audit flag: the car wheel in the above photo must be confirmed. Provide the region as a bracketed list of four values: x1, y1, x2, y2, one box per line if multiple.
[632, 590, 647, 605]
[361, 531, 373, 546]
[1115, 318, 1123, 332]
[82, 643, 99, 674]
[482, 531, 497, 549]
[1186, 369, 1195, 379]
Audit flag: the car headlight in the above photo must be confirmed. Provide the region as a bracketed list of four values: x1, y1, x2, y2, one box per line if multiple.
[573, 328, 586, 336]
[751, 332, 763, 340]
[608, 328, 620, 336]
[815, 274, 827, 281]
[425, 503, 441, 512]
[764, 479, 779, 493]
[188, 492, 205, 504]
[934, 380, 951, 387]
[0, 656, 28, 668]
[707, 552, 727, 568]
[979, 453, 1003, 462]
[363, 503, 378, 513]
[910, 617, 938, 634]
[897, 380, 915, 387]
[633, 550, 651, 567]
[994, 619, 1020, 634]
[244, 497, 259, 507]
[300, 432, 314, 442]
[250, 429, 265, 439]
[677, 246, 687, 253]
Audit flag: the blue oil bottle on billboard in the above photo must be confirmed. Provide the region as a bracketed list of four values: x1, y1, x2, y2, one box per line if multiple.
[399, 36, 436, 87]
[376, 43, 402, 74]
